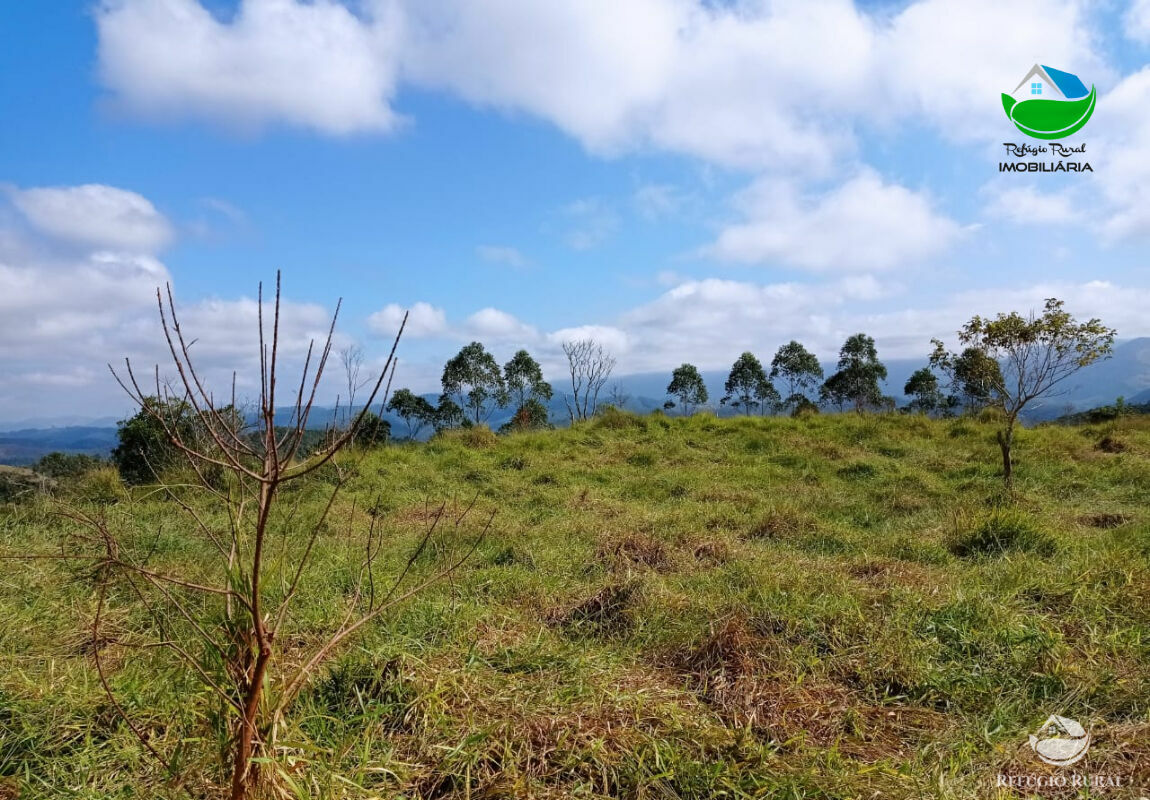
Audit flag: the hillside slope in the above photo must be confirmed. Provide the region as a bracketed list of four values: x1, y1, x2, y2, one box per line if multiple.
[2, 412, 1148, 798]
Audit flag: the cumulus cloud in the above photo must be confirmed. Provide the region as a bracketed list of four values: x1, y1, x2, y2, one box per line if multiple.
[706, 170, 963, 271]
[94, 0, 1110, 170]
[367, 301, 447, 338]
[96, 0, 404, 135]
[0, 183, 341, 420]
[7, 183, 174, 252]
[464, 308, 538, 341]
[1089, 67, 1150, 240]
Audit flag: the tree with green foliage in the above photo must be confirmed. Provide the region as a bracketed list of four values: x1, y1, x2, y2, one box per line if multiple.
[433, 395, 467, 431]
[386, 388, 437, 439]
[33, 452, 105, 479]
[500, 398, 552, 432]
[822, 333, 887, 412]
[504, 349, 552, 406]
[503, 349, 553, 429]
[818, 370, 850, 412]
[351, 411, 390, 447]
[769, 341, 824, 411]
[933, 298, 1116, 486]
[442, 342, 509, 424]
[721, 352, 775, 415]
[903, 368, 944, 414]
[929, 346, 1003, 413]
[111, 397, 198, 484]
[666, 363, 708, 414]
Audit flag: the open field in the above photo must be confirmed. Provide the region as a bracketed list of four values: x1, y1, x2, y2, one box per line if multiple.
[2, 410, 1149, 799]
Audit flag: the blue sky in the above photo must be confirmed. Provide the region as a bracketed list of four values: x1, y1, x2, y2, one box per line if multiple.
[1, 0, 1149, 421]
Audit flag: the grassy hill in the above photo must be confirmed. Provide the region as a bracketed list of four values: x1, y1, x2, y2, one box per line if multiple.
[2, 411, 1148, 798]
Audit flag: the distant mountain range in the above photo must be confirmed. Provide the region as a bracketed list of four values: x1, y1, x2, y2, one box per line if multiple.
[2, 338, 1147, 466]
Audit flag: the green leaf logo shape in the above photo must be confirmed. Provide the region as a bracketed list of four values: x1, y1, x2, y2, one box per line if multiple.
[1002, 65, 1095, 140]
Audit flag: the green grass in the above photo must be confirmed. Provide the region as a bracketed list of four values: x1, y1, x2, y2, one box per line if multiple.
[2, 411, 1149, 798]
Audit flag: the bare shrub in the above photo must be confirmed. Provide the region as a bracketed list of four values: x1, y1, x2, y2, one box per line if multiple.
[51, 275, 490, 799]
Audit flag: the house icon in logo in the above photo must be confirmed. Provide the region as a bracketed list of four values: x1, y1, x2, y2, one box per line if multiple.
[1001, 64, 1096, 139]
[1010, 64, 1090, 103]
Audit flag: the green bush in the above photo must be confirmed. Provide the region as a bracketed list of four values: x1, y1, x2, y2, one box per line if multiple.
[72, 467, 127, 505]
[592, 406, 648, 431]
[949, 510, 1056, 558]
[32, 452, 106, 479]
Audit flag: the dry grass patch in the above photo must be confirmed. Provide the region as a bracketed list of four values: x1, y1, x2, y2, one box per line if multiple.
[595, 531, 671, 572]
[1080, 512, 1131, 529]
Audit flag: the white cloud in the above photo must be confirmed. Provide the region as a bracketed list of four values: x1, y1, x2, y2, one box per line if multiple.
[982, 185, 1077, 225]
[7, 183, 174, 252]
[1089, 67, 1150, 240]
[367, 301, 447, 338]
[94, 0, 1112, 173]
[879, 0, 1105, 141]
[96, 0, 404, 135]
[464, 307, 538, 341]
[476, 244, 529, 268]
[0, 183, 346, 420]
[1126, 0, 1150, 44]
[707, 170, 963, 271]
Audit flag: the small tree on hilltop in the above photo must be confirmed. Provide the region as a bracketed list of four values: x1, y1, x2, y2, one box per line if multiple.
[904, 367, 944, 415]
[721, 352, 772, 416]
[934, 298, 1115, 487]
[666, 363, 708, 414]
[500, 398, 551, 432]
[442, 341, 508, 424]
[823, 333, 887, 412]
[433, 394, 467, 431]
[504, 349, 553, 427]
[504, 349, 552, 407]
[769, 341, 824, 411]
[386, 388, 437, 439]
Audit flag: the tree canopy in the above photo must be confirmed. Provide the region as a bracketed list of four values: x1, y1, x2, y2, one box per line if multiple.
[721, 352, 777, 415]
[933, 298, 1116, 485]
[441, 341, 509, 424]
[769, 341, 824, 409]
[666, 363, 708, 414]
[386, 388, 437, 439]
[822, 333, 887, 412]
[503, 349, 553, 407]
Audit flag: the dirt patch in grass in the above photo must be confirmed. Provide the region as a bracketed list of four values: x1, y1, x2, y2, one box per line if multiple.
[596, 531, 670, 572]
[745, 504, 814, 541]
[1080, 512, 1130, 529]
[553, 581, 641, 637]
[1096, 435, 1128, 453]
[667, 615, 947, 759]
[691, 539, 731, 565]
[846, 559, 943, 591]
